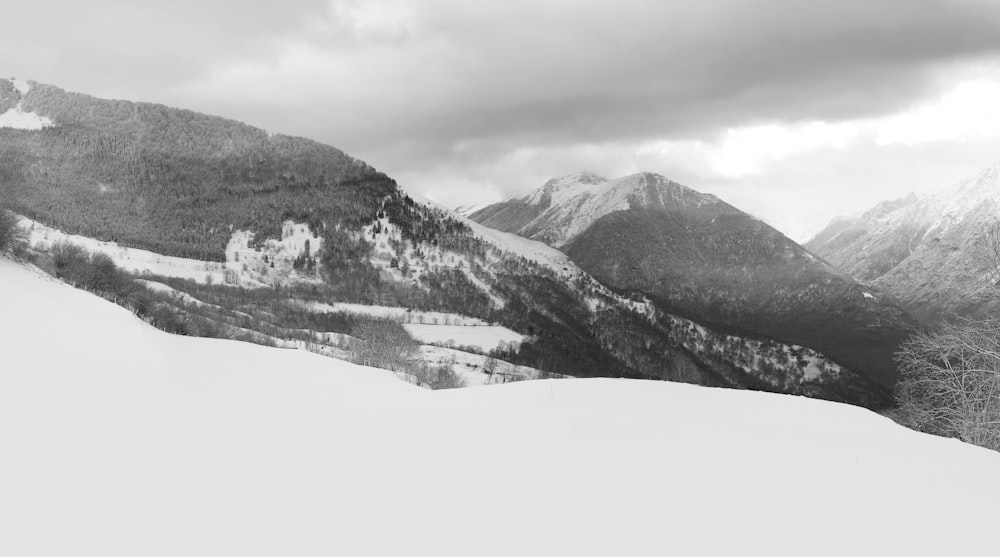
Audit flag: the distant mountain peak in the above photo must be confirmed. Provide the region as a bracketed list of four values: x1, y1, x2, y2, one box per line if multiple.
[471, 169, 917, 391]
[807, 160, 1000, 322]
[493, 171, 722, 246]
[543, 171, 607, 188]
[954, 160, 1000, 197]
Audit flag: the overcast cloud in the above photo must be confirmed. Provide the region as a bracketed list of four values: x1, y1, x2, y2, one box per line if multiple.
[4, 0, 1000, 240]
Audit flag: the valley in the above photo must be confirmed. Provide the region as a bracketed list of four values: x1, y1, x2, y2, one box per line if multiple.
[6, 3, 1000, 556]
[0, 79, 888, 407]
[471, 171, 918, 393]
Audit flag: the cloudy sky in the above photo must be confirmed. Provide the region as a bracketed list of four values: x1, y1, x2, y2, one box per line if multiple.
[4, 0, 1000, 241]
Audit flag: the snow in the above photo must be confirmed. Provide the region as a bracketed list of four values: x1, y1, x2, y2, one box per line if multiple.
[0, 79, 52, 129]
[293, 299, 489, 325]
[404, 323, 524, 351]
[3, 257, 1000, 556]
[10, 78, 31, 95]
[419, 345, 545, 386]
[452, 202, 490, 216]
[136, 279, 255, 321]
[22, 217, 327, 288]
[396, 186, 581, 276]
[0, 104, 53, 130]
[24, 217, 236, 284]
[464, 216, 578, 272]
[863, 291, 877, 300]
[512, 172, 718, 248]
[801, 355, 826, 381]
[138, 279, 215, 307]
[226, 221, 324, 286]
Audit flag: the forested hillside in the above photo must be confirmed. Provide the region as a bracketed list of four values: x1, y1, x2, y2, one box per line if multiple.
[0, 81, 379, 259]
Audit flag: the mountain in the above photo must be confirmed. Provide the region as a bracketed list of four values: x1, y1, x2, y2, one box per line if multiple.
[471, 172, 918, 390]
[807, 162, 1000, 322]
[4, 256, 1000, 557]
[0, 79, 890, 407]
[472, 172, 720, 248]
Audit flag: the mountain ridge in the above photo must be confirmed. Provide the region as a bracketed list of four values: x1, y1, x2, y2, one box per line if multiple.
[471, 171, 919, 389]
[473, 171, 726, 248]
[807, 161, 1000, 322]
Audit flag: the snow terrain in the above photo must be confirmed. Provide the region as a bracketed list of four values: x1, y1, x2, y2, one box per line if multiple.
[2, 257, 1000, 556]
[0, 77, 54, 130]
[401, 187, 582, 276]
[496, 171, 723, 248]
[418, 345, 545, 386]
[403, 323, 524, 351]
[291, 299, 489, 326]
[0, 104, 54, 130]
[24, 217, 326, 288]
[17, 211, 852, 391]
[19, 216, 534, 381]
[24, 217, 250, 286]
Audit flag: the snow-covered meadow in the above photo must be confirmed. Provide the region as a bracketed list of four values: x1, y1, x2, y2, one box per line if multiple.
[2, 258, 1000, 556]
[403, 323, 524, 352]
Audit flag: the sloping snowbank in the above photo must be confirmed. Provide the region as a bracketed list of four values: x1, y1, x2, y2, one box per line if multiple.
[1, 258, 999, 556]
[0, 104, 54, 130]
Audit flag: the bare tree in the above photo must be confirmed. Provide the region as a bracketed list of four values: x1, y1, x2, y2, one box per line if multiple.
[482, 356, 499, 377]
[351, 318, 420, 373]
[975, 221, 1000, 286]
[894, 318, 1000, 451]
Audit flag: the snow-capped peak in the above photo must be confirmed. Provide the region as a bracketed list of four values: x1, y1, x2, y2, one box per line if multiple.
[507, 171, 723, 247]
[920, 161, 1000, 232]
[523, 172, 607, 207]
[956, 161, 1000, 196]
[545, 171, 607, 188]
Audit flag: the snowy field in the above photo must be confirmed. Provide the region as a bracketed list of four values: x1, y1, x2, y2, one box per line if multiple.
[419, 345, 545, 386]
[22, 217, 324, 288]
[2, 257, 1000, 556]
[404, 323, 524, 351]
[23, 217, 240, 285]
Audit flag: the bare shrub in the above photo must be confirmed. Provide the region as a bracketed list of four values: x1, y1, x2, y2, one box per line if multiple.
[894, 319, 1000, 451]
[351, 318, 420, 373]
[427, 363, 465, 390]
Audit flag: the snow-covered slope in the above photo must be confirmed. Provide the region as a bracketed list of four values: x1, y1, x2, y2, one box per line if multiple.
[806, 162, 1000, 321]
[471, 171, 723, 247]
[0, 104, 54, 130]
[24, 216, 328, 288]
[403, 185, 581, 274]
[0, 77, 54, 130]
[2, 257, 999, 556]
[403, 323, 524, 351]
